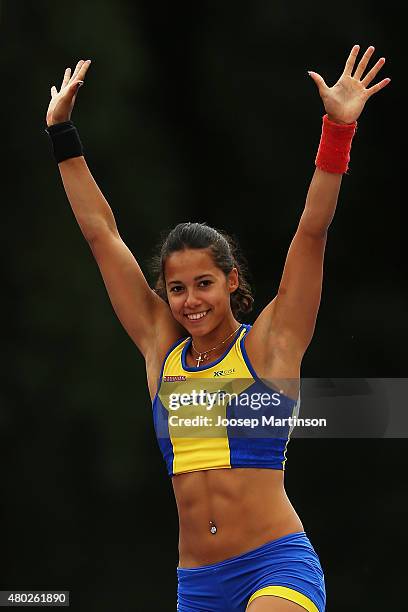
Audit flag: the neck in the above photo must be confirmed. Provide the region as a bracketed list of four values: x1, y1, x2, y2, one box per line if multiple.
[191, 317, 241, 354]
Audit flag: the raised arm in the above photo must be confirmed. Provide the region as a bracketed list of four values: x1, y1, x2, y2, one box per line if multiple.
[45, 60, 184, 360]
[249, 45, 391, 362]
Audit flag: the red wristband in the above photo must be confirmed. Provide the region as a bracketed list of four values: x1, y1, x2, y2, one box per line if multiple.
[315, 114, 357, 174]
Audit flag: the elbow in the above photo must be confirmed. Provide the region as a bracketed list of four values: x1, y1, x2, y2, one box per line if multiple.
[298, 223, 328, 240]
[82, 218, 118, 244]
[299, 208, 332, 238]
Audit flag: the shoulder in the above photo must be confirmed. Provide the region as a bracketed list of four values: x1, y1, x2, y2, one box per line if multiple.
[243, 298, 303, 379]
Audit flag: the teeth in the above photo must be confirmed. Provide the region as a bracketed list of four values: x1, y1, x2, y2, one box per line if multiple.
[186, 311, 208, 320]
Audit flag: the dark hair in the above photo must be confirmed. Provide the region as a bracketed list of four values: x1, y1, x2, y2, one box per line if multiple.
[151, 222, 254, 320]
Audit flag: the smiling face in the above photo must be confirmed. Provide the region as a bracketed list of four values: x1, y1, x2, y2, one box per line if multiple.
[164, 248, 239, 336]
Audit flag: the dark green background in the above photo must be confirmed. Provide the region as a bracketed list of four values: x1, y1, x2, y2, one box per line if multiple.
[1, 1, 405, 610]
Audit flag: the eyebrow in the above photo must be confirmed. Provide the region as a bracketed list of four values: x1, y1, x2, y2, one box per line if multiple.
[167, 274, 215, 285]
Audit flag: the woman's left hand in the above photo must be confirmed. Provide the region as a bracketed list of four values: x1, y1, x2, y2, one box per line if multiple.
[308, 45, 391, 124]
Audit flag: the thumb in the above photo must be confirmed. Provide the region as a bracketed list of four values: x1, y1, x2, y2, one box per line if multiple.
[308, 71, 328, 95]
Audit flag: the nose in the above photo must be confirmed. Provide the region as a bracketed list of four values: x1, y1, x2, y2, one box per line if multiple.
[184, 289, 202, 310]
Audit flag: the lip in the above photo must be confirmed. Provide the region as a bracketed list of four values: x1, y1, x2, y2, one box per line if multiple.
[183, 309, 210, 323]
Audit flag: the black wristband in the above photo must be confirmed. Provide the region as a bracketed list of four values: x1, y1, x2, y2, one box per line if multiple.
[45, 120, 84, 163]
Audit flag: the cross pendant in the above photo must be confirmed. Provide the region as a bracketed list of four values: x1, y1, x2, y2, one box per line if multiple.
[196, 353, 207, 367]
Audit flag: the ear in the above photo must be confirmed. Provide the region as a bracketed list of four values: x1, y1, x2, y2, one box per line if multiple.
[227, 267, 239, 293]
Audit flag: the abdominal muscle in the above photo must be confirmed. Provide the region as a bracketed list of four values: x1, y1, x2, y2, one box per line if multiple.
[173, 466, 304, 568]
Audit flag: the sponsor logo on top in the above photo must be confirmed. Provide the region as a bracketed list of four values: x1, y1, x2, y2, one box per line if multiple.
[213, 368, 236, 377]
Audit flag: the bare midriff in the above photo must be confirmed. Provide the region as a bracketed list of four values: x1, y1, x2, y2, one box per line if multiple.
[173, 467, 304, 568]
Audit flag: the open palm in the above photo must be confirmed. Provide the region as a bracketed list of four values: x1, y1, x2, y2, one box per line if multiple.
[309, 45, 390, 124]
[46, 59, 91, 127]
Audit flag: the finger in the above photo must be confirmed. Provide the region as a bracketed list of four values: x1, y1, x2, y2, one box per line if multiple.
[361, 57, 386, 87]
[75, 59, 92, 82]
[60, 67, 71, 90]
[50, 85, 58, 98]
[353, 46, 375, 80]
[365, 77, 391, 98]
[341, 45, 360, 77]
[308, 71, 328, 96]
[69, 60, 85, 83]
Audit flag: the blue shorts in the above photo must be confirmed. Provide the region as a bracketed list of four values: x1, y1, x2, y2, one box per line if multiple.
[177, 531, 325, 611]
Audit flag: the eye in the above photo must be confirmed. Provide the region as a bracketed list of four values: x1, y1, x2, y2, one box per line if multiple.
[169, 285, 184, 293]
[198, 280, 212, 287]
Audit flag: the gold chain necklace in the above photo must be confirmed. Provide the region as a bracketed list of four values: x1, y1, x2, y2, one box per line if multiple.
[191, 325, 241, 368]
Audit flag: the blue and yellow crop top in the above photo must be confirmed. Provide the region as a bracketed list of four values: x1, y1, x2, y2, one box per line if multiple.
[152, 324, 300, 477]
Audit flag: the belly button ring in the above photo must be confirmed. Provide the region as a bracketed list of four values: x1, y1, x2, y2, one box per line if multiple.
[209, 520, 217, 534]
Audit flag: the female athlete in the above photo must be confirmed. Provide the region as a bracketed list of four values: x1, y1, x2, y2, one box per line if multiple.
[45, 44, 390, 611]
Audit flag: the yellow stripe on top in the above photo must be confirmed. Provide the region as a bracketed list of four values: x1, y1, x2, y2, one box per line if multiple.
[158, 326, 253, 475]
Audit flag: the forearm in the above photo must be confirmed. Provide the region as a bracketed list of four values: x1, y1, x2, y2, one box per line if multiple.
[299, 168, 342, 236]
[58, 156, 118, 243]
[298, 112, 357, 236]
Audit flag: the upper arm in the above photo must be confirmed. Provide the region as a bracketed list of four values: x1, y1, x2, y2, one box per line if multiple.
[251, 226, 327, 359]
[272, 226, 327, 354]
[88, 229, 184, 357]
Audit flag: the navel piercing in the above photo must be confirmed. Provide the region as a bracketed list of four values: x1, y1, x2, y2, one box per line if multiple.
[209, 520, 217, 534]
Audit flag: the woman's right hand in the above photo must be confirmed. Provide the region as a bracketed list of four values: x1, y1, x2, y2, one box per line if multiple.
[46, 59, 91, 127]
